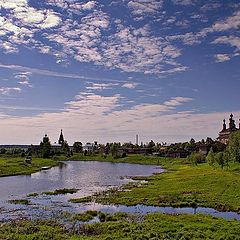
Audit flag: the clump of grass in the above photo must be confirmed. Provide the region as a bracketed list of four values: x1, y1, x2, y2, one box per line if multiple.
[8, 199, 30, 205]
[27, 192, 39, 197]
[42, 188, 78, 195]
[73, 210, 98, 222]
[69, 196, 92, 203]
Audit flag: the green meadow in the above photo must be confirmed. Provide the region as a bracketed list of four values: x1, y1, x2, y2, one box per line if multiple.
[70, 156, 240, 213]
[0, 157, 58, 177]
[1, 212, 240, 240]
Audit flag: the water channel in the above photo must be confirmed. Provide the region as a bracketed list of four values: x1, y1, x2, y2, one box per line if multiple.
[0, 161, 240, 222]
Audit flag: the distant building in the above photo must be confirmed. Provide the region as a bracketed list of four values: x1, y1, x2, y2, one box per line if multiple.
[83, 142, 98, 152]
[218, 114, 239, 144]
[165, 150, 189, 158]
[58, 129, 64, 145]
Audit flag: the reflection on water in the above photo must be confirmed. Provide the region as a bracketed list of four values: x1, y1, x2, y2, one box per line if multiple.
[0, 161, 163, 202]
[0, 161, 163, 222]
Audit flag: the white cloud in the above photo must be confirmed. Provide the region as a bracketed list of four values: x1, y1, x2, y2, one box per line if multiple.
[200, 3, 222, 12]
[47, 0, 97, 13]
[127, 0, 163, 16]
[0, 0, 61, 54]
[0, 92, 232, 145]
[101, 24, 184, 74]
[214, 54, 231, 63]
[0, 63, 126, 83]
[164, 97, 193, 106]
[37, 11, 61, 29]
[0, 0, 61, 29]
[0, 93, 191, 143]
[0, 1, 187, 76]
[122, 82, 138, 89]
[14, 71, 33, 88]
[212, 36, 240, 50]
[0, 0, 27, 9]
[169, 10, 240, 46]
[86, 82, 119, 90]
[13, 6, 45, 24]
[172, 0, 195, 6]
[18, 80, 33, 87]
[65, 93, 121, 114]
[209, 10, 240, 32]
[0, 40, 18, 53]
[0, 87, 21, 95]
[81, 1, 96, 10]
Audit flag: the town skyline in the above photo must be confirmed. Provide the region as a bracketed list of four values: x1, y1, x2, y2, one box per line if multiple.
[0, 0, 239, 144]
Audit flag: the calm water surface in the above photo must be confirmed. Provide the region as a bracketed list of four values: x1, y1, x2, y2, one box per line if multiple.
[0, 161, 163, 202]
[0, 161, 163, 221]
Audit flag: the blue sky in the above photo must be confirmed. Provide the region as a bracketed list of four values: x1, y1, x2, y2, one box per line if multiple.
[0, 0, 239, 144]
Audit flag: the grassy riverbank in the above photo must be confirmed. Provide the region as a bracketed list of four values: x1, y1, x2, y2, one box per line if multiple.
[71, 156, 240, 213]
[67, 153, 175, 165]
[0, 157, 58, 177]
[1, 212, 240, 239]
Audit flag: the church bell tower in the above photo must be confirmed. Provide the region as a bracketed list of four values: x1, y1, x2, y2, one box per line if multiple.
[58, 129, 64, 145]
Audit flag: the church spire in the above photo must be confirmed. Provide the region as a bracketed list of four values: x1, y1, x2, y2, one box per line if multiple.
[223, 119, 226, 130]
[229, 113, 236, 130]
[58, 129, 64, 145]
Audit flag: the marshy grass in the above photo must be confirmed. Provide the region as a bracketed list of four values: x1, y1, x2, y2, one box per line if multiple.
[8, 199, 30, 205]
[42, 188, 78, 195]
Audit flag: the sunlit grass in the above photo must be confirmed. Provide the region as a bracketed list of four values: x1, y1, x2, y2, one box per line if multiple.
[0, 157, 58, 177]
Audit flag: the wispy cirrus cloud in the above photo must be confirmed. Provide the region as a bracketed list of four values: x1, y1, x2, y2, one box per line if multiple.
[0, 87, 21, 96]
[0, 91, 211, 144]
[164, 97, 193, 107]
[168, 9, 240, 62]
[0, 63, 126, 83]
[86, 82, 119, 90]
[172, 0, 196, 6]
[168, 10, 240, 45]
[200, 3, 222, 12]
[14, 72, 33, 88]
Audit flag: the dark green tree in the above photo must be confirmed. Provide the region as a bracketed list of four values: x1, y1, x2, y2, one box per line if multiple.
[226, 131, 240, 162]
[73, 142, 83, 153]
[110, 143, 120, 158]
[187, 152, 206, 165]
[206, 137, 214, 145]
[216, 152, 228, 169]
[40, 134, 51, 158]
[62, 140, 70, 153]
[206, 148, 215, 166]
